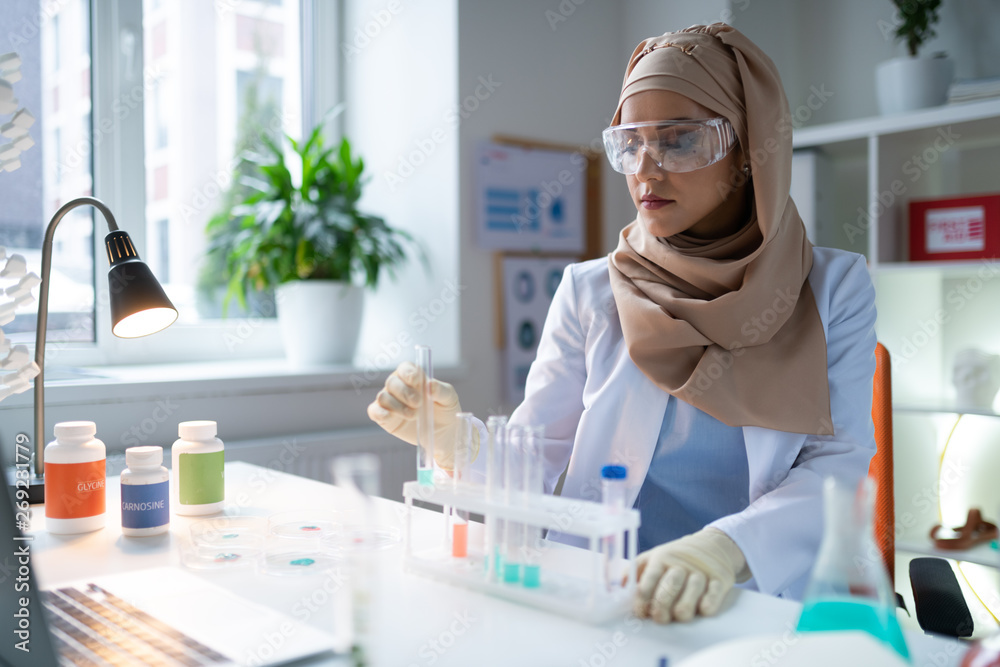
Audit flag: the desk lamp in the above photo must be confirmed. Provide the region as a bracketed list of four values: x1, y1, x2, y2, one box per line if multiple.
[21, 196, 177, 503]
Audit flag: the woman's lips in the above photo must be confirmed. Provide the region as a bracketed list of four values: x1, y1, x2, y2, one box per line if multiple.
[641, 196, 674, 210]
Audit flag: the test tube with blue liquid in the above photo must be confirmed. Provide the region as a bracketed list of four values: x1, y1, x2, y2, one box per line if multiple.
[484, 415, 507, 581]
[502, 423, 525, 584]
[521, 425, 545, 589]
[601, 465, 628, 591]
[415, 345, 435, 486]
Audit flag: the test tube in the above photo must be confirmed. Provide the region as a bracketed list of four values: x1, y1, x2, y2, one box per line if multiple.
[521, 425, 545, 589]
[502, 424, 525, 584]
[601, 465, 628, 591]
[484, 415, 508, 581]
[450, 412, 473, 558]
[415, 345, 435, 486]
[332, 454, 381, 663]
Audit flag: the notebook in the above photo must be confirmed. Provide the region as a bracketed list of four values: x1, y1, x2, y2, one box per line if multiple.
[1, 483, 343, 666]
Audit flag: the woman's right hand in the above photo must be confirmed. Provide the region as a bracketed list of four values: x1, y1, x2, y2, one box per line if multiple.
[366, 362, 477, 470]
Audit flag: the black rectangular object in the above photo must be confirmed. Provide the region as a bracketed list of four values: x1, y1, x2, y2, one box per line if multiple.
[909, 557, 974, 638]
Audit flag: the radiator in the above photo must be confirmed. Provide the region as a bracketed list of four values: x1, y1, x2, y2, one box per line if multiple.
[223, 427, 415, 502]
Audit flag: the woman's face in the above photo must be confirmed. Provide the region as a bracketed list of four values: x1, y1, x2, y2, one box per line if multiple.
[620, 90, 749, 239]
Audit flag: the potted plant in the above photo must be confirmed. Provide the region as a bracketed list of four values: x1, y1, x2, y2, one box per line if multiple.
[875, 0, 954, 114]
[208, 115, 418, 366]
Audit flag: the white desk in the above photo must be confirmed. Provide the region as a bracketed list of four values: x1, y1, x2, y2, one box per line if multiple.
[28, 462, 968, 666]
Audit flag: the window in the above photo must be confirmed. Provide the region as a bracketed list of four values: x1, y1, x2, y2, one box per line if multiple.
[0, 0, 95, 346]
[2, 0, 308, 364]
[1, 0, 455, 370]
[155, 217, 169, 283]
[142, 0, 301, 334]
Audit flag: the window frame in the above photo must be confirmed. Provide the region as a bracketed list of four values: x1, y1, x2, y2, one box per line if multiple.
[50, 0, 336, 368]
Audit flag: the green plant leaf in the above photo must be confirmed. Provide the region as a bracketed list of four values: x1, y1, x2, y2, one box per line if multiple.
[203, 115, 423, 309]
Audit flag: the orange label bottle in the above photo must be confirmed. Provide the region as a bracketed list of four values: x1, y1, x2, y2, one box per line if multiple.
[44, 421, 106, 534]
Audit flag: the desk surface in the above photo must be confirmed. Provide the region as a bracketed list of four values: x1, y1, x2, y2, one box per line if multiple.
[27, 462, 969, 667]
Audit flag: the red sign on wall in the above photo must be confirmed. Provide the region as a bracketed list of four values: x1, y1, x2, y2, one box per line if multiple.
[909, 193, 1000, 262]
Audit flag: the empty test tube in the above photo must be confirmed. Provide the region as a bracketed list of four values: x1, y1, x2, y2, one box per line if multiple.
[450, 412, 473, 558]
[332, 455, 381, 663]
[601, 465, 628, 590]
[414, 345, 435, 486]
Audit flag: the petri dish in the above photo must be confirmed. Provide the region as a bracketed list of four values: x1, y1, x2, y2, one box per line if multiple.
[321, 524, 402, 556]
[267, 509, 342, 539]
[261, 510, 342, 575]
[182, 516, 266, 570]
[258, 545, 340, 576]
[190, 516, 266, 546]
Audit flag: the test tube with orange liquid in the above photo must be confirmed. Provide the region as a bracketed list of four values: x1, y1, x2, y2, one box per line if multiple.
[450, 412, 474, 558]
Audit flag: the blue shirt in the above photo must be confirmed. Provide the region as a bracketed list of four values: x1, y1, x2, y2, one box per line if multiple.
[636, 395, 751, 552]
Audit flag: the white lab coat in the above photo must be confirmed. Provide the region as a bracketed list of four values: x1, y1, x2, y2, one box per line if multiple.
[490, 245, 878, 601]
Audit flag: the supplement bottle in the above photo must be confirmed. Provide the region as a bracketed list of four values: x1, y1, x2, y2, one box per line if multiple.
[121, 445, 170, 536]
[171, 420, 225, 515]
[44, 421, 106, 534]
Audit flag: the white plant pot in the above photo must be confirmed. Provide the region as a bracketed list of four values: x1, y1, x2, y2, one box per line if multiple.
[276, 280, 364, 367]
[875, 56, 954, 115]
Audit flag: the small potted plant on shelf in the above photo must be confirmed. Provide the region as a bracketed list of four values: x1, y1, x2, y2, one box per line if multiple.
[207, 111, 419, 367]
[875, 0, 954, 114]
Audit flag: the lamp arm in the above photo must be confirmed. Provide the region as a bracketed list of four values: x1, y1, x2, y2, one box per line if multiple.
[33, 196, 120, 477]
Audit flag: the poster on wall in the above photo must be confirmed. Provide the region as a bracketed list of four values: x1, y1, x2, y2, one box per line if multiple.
[501, 254, 575, 405]
[476, 141, 587, 253]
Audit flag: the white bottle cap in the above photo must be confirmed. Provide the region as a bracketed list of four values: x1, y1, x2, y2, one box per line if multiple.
[126, 445, 162, 468]
[178, 420, 218, 441]
[53, 421, 97, 439]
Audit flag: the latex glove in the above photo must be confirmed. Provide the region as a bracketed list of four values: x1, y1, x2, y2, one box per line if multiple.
[367, 361, 479, 471]
[634, 527, 750, 624]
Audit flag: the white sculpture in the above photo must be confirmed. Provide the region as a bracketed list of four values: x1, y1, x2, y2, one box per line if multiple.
[0, 52, 34, 173]
[952, 347, 1000, 411]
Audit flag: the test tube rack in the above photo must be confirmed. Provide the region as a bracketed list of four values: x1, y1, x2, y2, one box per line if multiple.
[402, 480, 640, 625]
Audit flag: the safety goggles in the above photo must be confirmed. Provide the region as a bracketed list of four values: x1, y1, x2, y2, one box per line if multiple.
[602, 118, 736, 174]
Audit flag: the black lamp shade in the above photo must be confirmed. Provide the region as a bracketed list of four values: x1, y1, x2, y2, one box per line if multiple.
[106, 231, 178, 338]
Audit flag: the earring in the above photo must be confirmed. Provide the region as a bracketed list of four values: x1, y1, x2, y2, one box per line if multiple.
[742, 163, 750, 177]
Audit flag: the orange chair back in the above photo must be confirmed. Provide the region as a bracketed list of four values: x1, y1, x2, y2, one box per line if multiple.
[869, 342, 895, 586]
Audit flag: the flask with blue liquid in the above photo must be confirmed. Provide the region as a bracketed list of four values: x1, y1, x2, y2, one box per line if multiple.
[796, 476, 909, 661]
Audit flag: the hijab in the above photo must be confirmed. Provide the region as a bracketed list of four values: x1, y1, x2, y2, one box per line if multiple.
[607, 23, 833, 435]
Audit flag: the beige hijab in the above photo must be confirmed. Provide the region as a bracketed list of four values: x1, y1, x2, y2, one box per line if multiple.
[608, 23, 833, 435]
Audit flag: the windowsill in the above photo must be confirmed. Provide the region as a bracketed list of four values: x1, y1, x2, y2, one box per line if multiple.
[0, 358, 470, 409]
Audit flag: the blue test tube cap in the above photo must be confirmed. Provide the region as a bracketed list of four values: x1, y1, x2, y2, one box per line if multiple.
[601, 465, 627, 480]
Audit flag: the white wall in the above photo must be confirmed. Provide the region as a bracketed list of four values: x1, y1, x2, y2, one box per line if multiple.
[455, 0, 631, 417]
[344, 0, 460, 371]
[735, 0, 1000, 125]
[621, 0, 731, 57]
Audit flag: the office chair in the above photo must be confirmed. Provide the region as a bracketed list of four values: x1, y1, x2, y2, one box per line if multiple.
[870, 342, 895, 587]
[868, 342, 974, 638]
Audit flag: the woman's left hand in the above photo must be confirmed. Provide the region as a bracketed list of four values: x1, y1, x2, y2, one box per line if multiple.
[634, 527, 749, 624]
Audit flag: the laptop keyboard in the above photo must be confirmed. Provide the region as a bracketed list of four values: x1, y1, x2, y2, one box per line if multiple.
[42, 584, 232, 666]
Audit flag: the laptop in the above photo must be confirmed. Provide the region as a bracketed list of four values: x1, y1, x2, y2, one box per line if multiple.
[0, 483, 344, 666]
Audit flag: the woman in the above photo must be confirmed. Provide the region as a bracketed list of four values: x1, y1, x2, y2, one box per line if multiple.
[368, 23, 877, 625]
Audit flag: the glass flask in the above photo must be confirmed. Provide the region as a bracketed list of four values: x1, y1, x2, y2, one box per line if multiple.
[796, 476, 910, 661]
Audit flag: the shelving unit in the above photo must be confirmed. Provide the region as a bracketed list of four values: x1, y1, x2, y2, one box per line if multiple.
[792, 99, 1000, 574]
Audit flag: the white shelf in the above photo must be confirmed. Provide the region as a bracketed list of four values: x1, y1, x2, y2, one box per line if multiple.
[793, 97, 1000, 148]
[897, 539, 999, 569]
[794, 100, 1000, 585]
[895, 403, 1000, 417]
[873, 259, 1000, 274]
